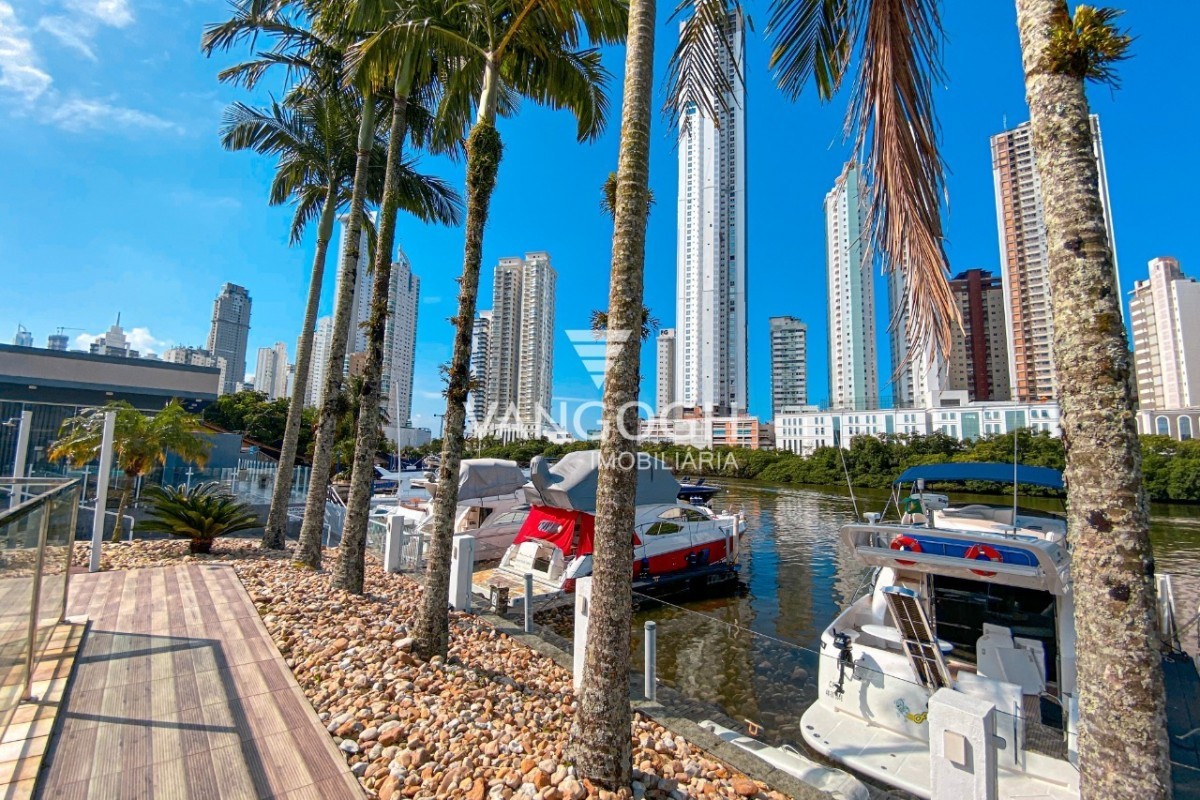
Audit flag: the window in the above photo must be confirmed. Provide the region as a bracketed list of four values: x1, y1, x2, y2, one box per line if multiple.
[1181, 417, 1193, 441]
[1156, 416, 1170, 436]
[645, 522, 683, 536]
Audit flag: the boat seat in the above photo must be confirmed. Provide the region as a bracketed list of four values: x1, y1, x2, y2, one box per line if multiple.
[978, 625, 1046, 696]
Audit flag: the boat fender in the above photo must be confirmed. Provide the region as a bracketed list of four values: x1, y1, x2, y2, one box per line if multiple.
[965, 543, 1003, 577]
[890, 535, 922, 566]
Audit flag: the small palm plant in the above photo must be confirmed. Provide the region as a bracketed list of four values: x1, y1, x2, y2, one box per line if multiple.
[140, 482, 260, 554]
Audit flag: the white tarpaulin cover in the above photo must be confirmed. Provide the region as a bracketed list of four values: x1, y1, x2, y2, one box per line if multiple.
[455, 459, 527, 501]
[525, 451, 679, 513]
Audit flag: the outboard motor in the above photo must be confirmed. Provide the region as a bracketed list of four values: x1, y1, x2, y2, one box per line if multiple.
[829, 630, 856, 699]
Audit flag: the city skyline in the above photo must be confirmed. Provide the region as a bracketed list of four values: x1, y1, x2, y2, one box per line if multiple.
[1, 2, 1194, 430]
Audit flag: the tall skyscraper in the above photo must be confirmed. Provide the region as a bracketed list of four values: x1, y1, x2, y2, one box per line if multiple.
[887, 269, 947, 409]
[991, 115, 1117, 402]
[947, 269, 1011, 402]
[656, 328, 676, 415]
[254, 342, 289, 400]
[46, 334, 69, 351]
[90, 316, 139, 358]
[13, 326, 32, 348]
[675, 9, 747, 417]
[825, 162, 878, 411]
[484, 253, 556, 437]
[769, 316, 807, 420]
[383, 251, 420, 428]
[1130, 257, 1200, 409]
[305, 316, 334, 408]
[470, 311, 492, 428]
[206, 283, 252, 395]
[334, 214, 376, 362]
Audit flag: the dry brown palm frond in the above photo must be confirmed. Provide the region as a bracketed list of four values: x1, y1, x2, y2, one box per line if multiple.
[848, 0, 957, 362]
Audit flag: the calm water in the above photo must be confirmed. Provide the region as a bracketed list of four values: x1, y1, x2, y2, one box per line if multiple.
[630, 480, 1200, 746]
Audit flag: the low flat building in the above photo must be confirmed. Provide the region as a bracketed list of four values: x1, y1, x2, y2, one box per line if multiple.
[0, 344, 220, 475]
[1136, 407, 1198, 441]
[638, 412, 772, 450]
[775, 399, 1061, 455]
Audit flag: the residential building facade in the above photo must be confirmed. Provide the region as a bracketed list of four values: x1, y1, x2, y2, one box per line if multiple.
[383, 251, 420, 429]
[656, 328, 676, 416]
[254, 342, 289, 401]
[470, 311, 492, 429]
[825, 162, 878, 410]
[1130, 256, 1200, 410]
[990, 115, 1116, 402]
[304, 316, 334, 408]
[947, 269, 1012, 402]
[769, 316, 807, 420]
[675, 9, 747, 416]
[206, 283, 252, 395]
[163, 346, 217, 368]
[89, 317, 139, 359]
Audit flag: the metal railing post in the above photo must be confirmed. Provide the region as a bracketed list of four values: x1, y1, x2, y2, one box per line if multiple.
[644, 621, 657, 701]
[23, 497, 52, 700]
[524, 573, 534, 633]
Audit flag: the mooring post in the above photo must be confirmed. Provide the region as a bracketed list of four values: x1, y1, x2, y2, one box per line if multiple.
[523, 573, 534, 633]
[644, 620, 657, 701]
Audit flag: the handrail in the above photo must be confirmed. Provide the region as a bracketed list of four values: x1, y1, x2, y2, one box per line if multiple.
[0, 479, 80, 527]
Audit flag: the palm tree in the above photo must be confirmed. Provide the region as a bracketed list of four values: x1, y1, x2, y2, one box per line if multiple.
[221, 92, 460, 557]
[140, 482, 260, 554]
[49, 401, 211, 542]
[410, 0, 626, 660]
[564, 0, 657, 787]
[1014, 4, 1167, 796]
[333, 0, 467, 593]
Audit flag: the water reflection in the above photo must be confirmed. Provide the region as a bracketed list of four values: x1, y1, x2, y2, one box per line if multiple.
[631, 479, 1200, 746]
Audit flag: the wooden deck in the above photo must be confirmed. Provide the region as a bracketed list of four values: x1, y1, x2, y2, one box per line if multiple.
[36, 564, 363, 800]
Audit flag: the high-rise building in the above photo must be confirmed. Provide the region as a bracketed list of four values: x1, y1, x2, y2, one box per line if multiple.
[13, 326, 32, 348]
[163, 346, 216, 368]
[334, 214, 376, 362]
[206, 283, 252, 395]
[46, 334, 68, 351]
[769, 317, 807, 419]
[254, 342, 289, 400]
[825, 162, 878, 411]
[1130, 257, 1200, 410]
[656, 328, 676, 416]
[470, 311, 492, 428]
[484, 253, 557, 437]
[305, 317, 334, 408]
[947, 269, 1011, 402]
[383, 251, 420, 428]
[991, 115, 1117, 402]
[887, 269, 947, 409]
[90, 316, 140, 359]
[675, 9, 747, 417]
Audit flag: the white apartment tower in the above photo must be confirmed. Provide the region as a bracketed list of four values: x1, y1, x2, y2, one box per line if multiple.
[656, 328, 676, 415]
[991, 115, 1117, 402]
[484, 253, 556, 437]
[206, 283, 252, 395]
[675, 9, 747, 417]
[887, 270, 947, 409]
[825, 163, 879, 411]
[335, 214, 376, 361]
[1130, 257, 1200, 410]
[769, 316, 807, 420]
[254, 342, 289, 400]
[383, 251, 420, 428]
[305, 317, 334, 408]
[470, 311, 493, 428]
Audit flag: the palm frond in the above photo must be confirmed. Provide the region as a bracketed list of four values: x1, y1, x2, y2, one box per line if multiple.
[1044, 5, 1133, 87]
[503, 44, 612, 141]
[393, 158, 465, 226]
[665, 1, 744, 130]
[766, 0, 853, 99]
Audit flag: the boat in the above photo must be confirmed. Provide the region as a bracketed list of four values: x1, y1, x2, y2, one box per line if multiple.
[475, 451, 747, 609]
[801, 462, 1086, 799]
[382, 458, 530, 561]
[678, 477, 721, 505]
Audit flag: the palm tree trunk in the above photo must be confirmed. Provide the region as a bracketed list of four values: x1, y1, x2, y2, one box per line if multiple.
[110, 473, 136, 543]
[262, 181, 339, 550]
[412, 63, 503, 660]
[1015, 2, 1169, 797]
[336, 73, 413, 593]
[566, 0, 654, 788]
[295, 95, 377, 570]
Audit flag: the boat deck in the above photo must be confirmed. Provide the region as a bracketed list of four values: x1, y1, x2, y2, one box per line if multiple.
[1164, 650, 1200, 795]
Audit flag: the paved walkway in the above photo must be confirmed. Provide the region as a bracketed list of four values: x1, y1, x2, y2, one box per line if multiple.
[37, 564, 362, 800]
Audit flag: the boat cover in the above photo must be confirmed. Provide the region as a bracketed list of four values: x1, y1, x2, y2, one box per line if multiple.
[457, 459, 528, 501]
[512, 505, 642, 557]
[893, 462, 1063, 490]
[525, 451, 680, 513]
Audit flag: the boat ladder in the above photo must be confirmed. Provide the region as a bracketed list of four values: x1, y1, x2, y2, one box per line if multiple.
[883, 586, 952, 691]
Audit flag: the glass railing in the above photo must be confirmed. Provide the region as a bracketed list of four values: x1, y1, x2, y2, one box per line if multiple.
[0, 479, 81, 732]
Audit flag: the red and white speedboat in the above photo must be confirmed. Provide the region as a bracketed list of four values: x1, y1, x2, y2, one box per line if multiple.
[474, 451, 746, 606]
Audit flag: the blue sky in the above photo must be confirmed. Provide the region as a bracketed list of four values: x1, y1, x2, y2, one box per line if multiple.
[1, 0, 1195, 433]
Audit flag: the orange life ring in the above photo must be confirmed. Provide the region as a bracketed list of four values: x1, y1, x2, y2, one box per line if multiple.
[890, 535, 922, 566]
[964, 544, 1002, 577]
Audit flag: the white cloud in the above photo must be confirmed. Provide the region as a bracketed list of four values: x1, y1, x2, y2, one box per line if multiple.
[45, 96, 182, 133]
[36, 0, 132, 61]
[0, 2, 53, 100]
[37, 15, 96, 60]
[66, 0, 132, 28]
[73, 326, 172, 355]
